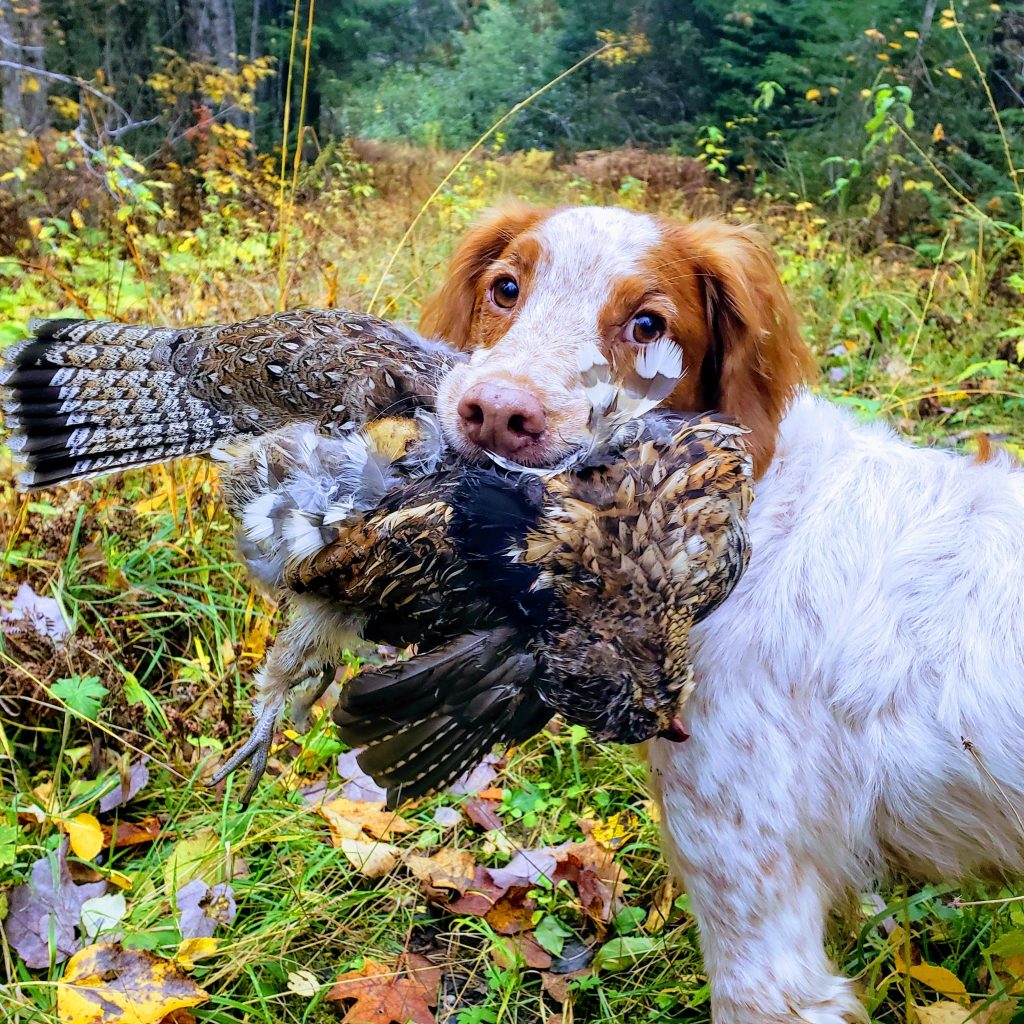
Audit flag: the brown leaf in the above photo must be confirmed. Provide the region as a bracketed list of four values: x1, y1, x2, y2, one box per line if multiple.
[405, 849, 477, 898]
[57, 942, 208, 1023]
[315, 797, 415, 844]
[326, 960, 436, 1024]
[484, 885, 535, 935]
[491, 933, 552, 970]
[103, 817, 165, 851]
[552, 837, 627, 923]
[402, 953, 441, 1006]
[541, 968, 590, 1004]
[644, 877, 677, 934]
[463, 797, 502, 831]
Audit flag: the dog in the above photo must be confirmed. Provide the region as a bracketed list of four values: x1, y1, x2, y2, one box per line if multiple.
[423, 203, 1024, 1023]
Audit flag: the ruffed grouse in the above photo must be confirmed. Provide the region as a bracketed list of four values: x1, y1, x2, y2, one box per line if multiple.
[1, 310, 752, 806]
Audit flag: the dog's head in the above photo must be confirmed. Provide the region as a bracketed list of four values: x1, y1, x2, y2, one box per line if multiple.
[422, 204, 813, 476]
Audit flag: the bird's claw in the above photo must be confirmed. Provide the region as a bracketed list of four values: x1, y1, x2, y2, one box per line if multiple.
[208, 702, 279, 806]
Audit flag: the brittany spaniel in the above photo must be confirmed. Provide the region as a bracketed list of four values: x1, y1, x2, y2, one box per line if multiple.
[422, 204, 1024, 1023]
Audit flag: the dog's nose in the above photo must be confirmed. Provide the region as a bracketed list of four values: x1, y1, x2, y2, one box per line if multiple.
[457, 382, 547, 457]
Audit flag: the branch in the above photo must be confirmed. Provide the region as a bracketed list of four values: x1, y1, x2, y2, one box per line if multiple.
[0, 33, 45, 54]
[0, 60, 133, 124]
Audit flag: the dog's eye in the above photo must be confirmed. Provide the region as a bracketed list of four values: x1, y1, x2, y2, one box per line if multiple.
[624, 312, 666, 345]
[490, 276, 520, 310]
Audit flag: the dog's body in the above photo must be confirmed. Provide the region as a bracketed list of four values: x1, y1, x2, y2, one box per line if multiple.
[424, 204, 1024, 1022]
[650, 394, 1024, 1022]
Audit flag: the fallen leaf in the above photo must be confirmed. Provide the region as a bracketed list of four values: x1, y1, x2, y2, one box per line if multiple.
[315, 797, 414, 843]
[338, 838, 400, 878]
[100, 759, 150, 813]
[402, 953, 441, 1003]
[326, 959, 436, 1024]
[432, 806, 461, 828]
[908, 964, 969, 1004]
[79, 893, 127, 944]
[463, 797, 502, 831]
[337, 750, 389, 803]
[175, 937, 219, 970]
[644, 877, 677, 934]
[449, 754, 501, 796]
[916, 1002, 973, 1024]
[287, 968, 321, 998]
[1, 581, 71, 643]
[176, 880, 237, 939]
[65, 814, 104, 862]
[893, 932, 969, 1004]
[6, 842, 106, 968]
[102, 817, 164, 851]
[162, 829, 224, 898]
[492, 933, 553, 970]
[405, 849, 477, 897]
[552, 836, 626, 923]
[57, 942, 208, 1023]
[590, 811, 639, 850]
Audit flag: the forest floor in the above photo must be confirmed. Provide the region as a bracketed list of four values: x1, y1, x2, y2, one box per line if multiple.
[2, 152, 1024, 1023]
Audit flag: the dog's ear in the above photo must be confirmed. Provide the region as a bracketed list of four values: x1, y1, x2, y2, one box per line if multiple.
[675, 220, 815, 476]
[420, 203, 547, 348]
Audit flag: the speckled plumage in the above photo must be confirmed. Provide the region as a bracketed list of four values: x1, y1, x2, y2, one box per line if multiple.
[330, 413, 753, 808]
[0, 309, 462, 488]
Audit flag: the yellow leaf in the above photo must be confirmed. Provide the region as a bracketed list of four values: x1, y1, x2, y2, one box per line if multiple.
[65, 814, 104, 862]
[933, 122, 946, 142]
[877, 52, 891, 61]
[916, 1001, 972, 1024]
[175, 937, 219, 970]
[337, 838, 399, 878]
[946, 67, 964, 79]
[905, 29, 920, 38]
[58, 943, 208, 1023]
[893, 933, 969, 1005]
[71, 209, 85, 230]
[795, 201, 815, 212]
[909, 964, 969, 1003]
[315, 797, 414, 844]
[591, 811, 639, 849]
[21, 75, 41, 94]
[805, 88, 822, 101]
[864, 28, 886, 42]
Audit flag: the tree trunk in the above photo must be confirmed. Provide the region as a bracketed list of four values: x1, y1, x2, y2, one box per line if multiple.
[248, 0, 261, 146]
[184, 0, 238, 70]
[0, 0, 49, 133]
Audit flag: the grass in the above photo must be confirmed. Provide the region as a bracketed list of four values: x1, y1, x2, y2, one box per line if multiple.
[2, 149, 1024, 1023]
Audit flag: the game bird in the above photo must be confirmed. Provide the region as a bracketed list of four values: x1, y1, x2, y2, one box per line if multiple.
[1, 311, 751, 805]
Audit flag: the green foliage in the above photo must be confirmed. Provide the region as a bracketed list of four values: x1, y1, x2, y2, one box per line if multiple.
[50, 675, 108, 721]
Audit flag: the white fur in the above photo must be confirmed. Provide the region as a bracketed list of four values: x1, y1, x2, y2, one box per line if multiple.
[647, 393, 1024, 1023]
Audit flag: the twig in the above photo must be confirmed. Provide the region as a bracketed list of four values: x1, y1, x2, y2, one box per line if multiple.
[0, 59, 133, 124]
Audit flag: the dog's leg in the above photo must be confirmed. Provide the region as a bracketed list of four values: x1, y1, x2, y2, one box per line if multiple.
[647, 700, 870, 1024]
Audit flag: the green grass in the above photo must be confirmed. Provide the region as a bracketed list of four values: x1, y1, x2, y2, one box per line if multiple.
[2, 155, 1024, 1022]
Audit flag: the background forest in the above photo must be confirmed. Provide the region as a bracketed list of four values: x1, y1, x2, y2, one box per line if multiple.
[2, 2, 1024, 1023]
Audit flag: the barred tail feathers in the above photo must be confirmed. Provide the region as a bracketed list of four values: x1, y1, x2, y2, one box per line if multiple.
[0, 318, 230, 489]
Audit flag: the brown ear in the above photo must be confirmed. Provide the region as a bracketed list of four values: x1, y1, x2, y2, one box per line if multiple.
[677, 220, 816, 476]
[419, 203, 548, 347]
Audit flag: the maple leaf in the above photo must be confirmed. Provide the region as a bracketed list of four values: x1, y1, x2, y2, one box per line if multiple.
[6, 841, 106, 968]
[326, 960, 436, 1024]
[176, 880, 237, 939]
[57, 943, 209, 1024]
[312, 795, 414, 843]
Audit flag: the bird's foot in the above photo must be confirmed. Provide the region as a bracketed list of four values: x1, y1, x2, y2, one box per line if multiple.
[208, 697, 283, 806]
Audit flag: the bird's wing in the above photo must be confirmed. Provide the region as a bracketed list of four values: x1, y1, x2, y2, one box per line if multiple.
[334, 629, 550, 809]
[1, 309, 462, 489]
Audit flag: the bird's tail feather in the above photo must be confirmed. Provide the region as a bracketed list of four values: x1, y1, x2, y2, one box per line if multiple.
[333, 628, 550, 809]
[1, 318, 230, 489]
